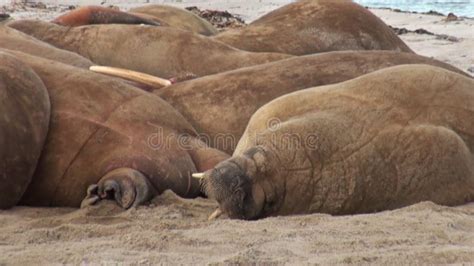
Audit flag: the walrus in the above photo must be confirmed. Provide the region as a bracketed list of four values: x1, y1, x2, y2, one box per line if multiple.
[0, 49, 229, 209]
[52, 6, 163, 27]
[0, 52, 50, 209]
[214, 0, 413, 55]
[51, 5, 218, 36]
[129, 4, 218, 36]
[0, 25, 93, 68]
[0, 26, 169, 91]
[7, 20, 290, 79]
[195, 65, 474, 220]
[156, 51, 468, 154]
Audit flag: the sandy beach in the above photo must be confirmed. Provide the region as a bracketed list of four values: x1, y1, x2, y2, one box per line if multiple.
[370, 8, 474, 75]
[1, 191, 474, 264]
[0, 1, 473, 264]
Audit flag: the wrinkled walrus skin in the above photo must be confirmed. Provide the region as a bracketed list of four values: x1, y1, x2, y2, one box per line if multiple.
[214, 0, 413, 55]
[0, 52, 50, 209]
[7, 20, 290, 79]
[200, 65, 474, 220]
[130, 5, 218, 36]
[156, 51, 468, 154]
[1, 49, 229, 208]
[52, 6, 163, 27]
[0, 25, 93, 68]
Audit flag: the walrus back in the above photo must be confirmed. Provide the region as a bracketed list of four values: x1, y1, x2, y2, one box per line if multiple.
[158, 51, 468, 154]
[52, 6, 162, 27]
[0, 25, 93, 68]
[214, 0, 413, 55]
[130, 4, 218, 36]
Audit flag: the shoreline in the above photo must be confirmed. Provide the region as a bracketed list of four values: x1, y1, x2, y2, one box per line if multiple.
[369, 8, 474, 74]
[363, 6, 474, 20]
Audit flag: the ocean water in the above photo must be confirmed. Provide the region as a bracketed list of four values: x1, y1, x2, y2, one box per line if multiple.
[354, 0, 474, 17]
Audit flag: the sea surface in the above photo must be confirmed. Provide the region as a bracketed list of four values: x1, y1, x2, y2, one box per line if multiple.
[354, 0, 474, 17]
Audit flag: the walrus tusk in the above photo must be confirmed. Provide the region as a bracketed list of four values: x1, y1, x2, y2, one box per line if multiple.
[192, 173, 205, 179]
[208, 209, 223, 221]
[90, 66, 172, 89]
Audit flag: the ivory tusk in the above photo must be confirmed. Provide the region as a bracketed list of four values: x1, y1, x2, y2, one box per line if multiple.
[192, 173, 205, 179]
[90, 66, 172, 89]
[208, 209, 223, 221]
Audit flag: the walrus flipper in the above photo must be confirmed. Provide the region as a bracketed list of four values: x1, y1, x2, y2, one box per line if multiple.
[81, 168, 157, 209]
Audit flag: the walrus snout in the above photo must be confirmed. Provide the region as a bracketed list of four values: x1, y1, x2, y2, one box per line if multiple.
[196, 159, 265, 220]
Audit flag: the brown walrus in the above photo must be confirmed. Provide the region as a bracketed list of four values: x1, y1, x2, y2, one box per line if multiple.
[7, 20, 290, 79]
[0, 52, 50, 209]
[214, 0, 413, 55]
[156, 51, 468, 154]
[52, 6, 163, 27]
[0, 26, 167, 91]
[196, 65, 474, 220]
[129, 4, 218, 36]
[52, 5, 218, 36]
[1, 49, 229, 209]
[0, 25, 93, 68]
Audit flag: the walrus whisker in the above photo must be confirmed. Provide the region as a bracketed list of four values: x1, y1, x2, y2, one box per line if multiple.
[208, 209, 223, 221]
[89, 66, 172, 89]
[192, 173, 206, 179]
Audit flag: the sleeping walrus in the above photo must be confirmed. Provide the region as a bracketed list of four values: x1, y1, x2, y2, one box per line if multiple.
[195, 65, 474, 220]
[0, 52, 50, 209]
[52, 6, 163, 27]
[7, 20, 289, 79]
[0, 49, 229, 209]
[214, 0, 413, 55]
[156, 51, 467, 154]
[0, 26, 168, 91]
[0, 25, 93, 68]
[52, 5, 218, 36]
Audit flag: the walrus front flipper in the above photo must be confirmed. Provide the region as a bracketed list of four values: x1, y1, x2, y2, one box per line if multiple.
[52, 6, 162, 27]
[81, 168, 157, 209]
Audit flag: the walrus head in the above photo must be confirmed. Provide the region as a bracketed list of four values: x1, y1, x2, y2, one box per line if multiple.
[195, 154, 267, 220]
